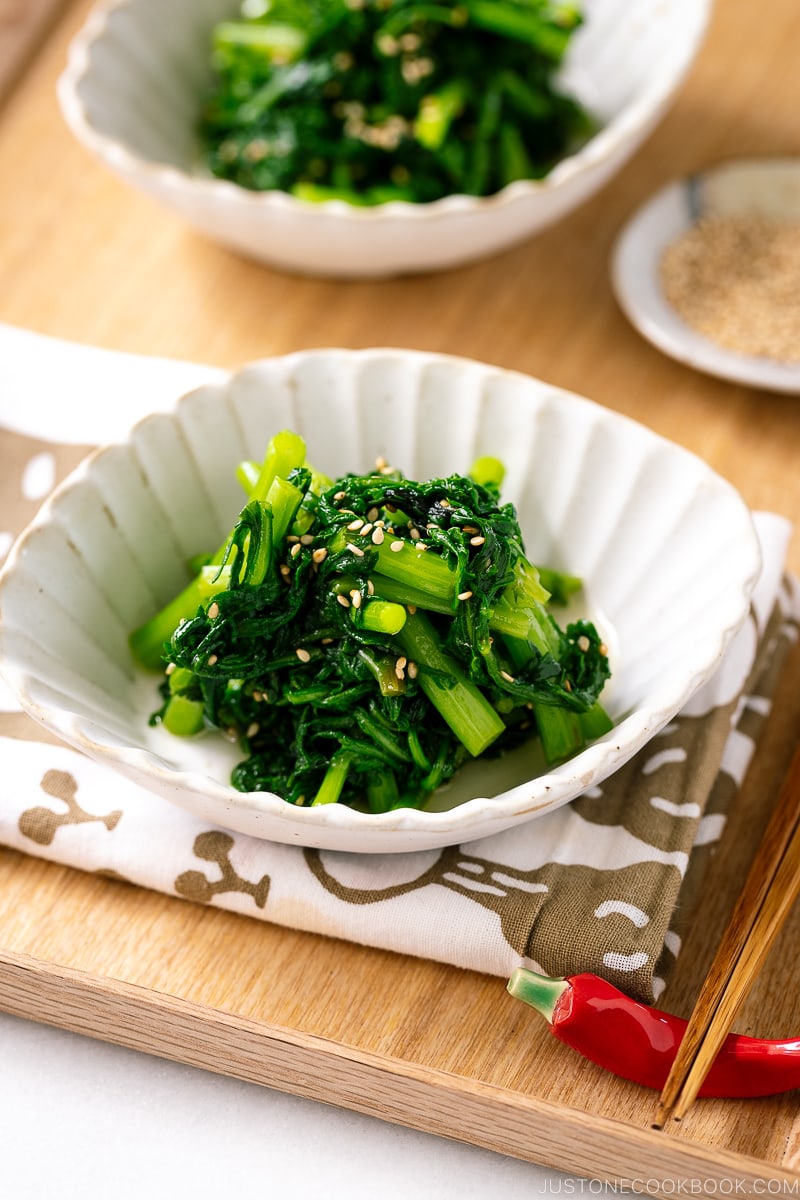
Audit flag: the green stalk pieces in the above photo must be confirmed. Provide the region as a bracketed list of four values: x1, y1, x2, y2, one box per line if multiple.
[129, 565, 232, 672]
[394, 609, 506, 757]
[213, 20, 309, 63]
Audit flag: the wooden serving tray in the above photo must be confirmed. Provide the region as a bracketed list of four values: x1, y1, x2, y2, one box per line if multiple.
[1, 646, 799, 1191]
[2, 0, 800, 1193]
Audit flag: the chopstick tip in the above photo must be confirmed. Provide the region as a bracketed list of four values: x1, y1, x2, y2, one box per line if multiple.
[652, 1102, 681, 1131]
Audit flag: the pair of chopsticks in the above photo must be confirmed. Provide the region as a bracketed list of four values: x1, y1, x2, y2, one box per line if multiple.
[654, 739, 800, 1127]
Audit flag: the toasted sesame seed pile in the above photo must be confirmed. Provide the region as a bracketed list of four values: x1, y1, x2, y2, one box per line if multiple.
[660, 213, 800, 364]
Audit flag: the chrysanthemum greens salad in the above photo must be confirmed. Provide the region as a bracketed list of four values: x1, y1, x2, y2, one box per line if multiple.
[199, 0, 594, 204]
[130, 431, 612, 812]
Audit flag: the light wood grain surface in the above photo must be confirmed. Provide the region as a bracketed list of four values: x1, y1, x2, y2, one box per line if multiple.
[1, 0, 800, 1192]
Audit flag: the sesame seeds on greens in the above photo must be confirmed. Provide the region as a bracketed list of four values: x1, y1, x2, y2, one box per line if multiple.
[199, 0, 594, 205]
[129, 430, 611, 813]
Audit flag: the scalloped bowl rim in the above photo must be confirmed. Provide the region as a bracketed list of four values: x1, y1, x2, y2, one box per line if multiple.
[56, 0, 713, 226]
[0, 348, 761, 850]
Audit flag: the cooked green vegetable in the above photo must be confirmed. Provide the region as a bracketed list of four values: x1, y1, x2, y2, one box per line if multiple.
[199, 0, 594, 204]
[130, 430, 612, 812]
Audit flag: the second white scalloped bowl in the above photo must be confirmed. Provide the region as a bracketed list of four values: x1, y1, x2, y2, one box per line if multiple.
[0, 350, 760, 852]
[57, 0, 712, 277]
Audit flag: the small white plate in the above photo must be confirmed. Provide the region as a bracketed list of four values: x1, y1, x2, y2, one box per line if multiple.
[611, 157, 800, 393]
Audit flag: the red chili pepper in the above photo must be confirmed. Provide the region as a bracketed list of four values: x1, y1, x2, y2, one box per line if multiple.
[507, 967, 800, 1098]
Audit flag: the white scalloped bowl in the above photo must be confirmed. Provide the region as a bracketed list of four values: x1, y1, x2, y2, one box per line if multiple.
[0, 350, 760, 852]
[57, 0, 711, 278]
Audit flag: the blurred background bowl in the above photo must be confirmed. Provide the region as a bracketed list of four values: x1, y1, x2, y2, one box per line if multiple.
[57, 0, 712, 278]
[0, 349, 760, 853]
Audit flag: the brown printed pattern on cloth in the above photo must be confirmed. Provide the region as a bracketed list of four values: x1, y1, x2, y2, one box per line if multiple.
[18, 769, 122, 845]
[305, 844, 676, 1001]
[175, 831, 271, 908]
[571, 595, 796, 854]
[657, 594, 800, 983]
[0, 429, 93, 547]
[571, 704, 735, 854]
[522, 859, 685, 998]
[304, 844, 550, 958]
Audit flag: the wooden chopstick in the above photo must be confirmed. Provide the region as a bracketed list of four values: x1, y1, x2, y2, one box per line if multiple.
[654, 739, 800, 1127]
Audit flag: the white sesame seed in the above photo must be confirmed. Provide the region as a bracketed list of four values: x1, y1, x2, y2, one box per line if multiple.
[296, 648, 311, 663]
[407, 604, 416, 614]
[208, 601, 220, 619]
[300, 534, 315, 545]
[350, 589, 362, 609]
[500, 670, 515, 683]
[396, 656, 407, 670]
[372, 527, 385, 545]
[409, 527, 421, 541]
[207, 654, 218, 666]
[165, 662, 176, 675]
[395, 666, 405, 680]
[367, 580, 375, 595]
[599, 642, 609, 657]
[253, 690, 263, 702]
[469, 536, 485, 547]
[360, 522, 373, 536]
[439, 498, 451, 507]
[407, 661, 418, 679]
[321, 637, 334, 644]
[347, 542, 365, 557]
[367, 508, 379, 522]
[337, 594, 351, 608]
[280, 564, 291, 576]
[246, 722, 259, 738]
[375, 455, 388, 470]
[334, 490, 347, 501]
[312, 547, 328, 563]
[390, 540, 404, 552]
[577, 635, 590, 652]
[458, 590, 473, 601]
[290, 543, 302, 557]
[347, 518, 364, 531]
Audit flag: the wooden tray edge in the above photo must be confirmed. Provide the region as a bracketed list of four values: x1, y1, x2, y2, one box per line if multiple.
[1, 947, 796, 1193]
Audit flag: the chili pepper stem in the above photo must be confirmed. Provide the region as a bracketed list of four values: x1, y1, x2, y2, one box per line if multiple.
[507, 967, 568, 1025]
